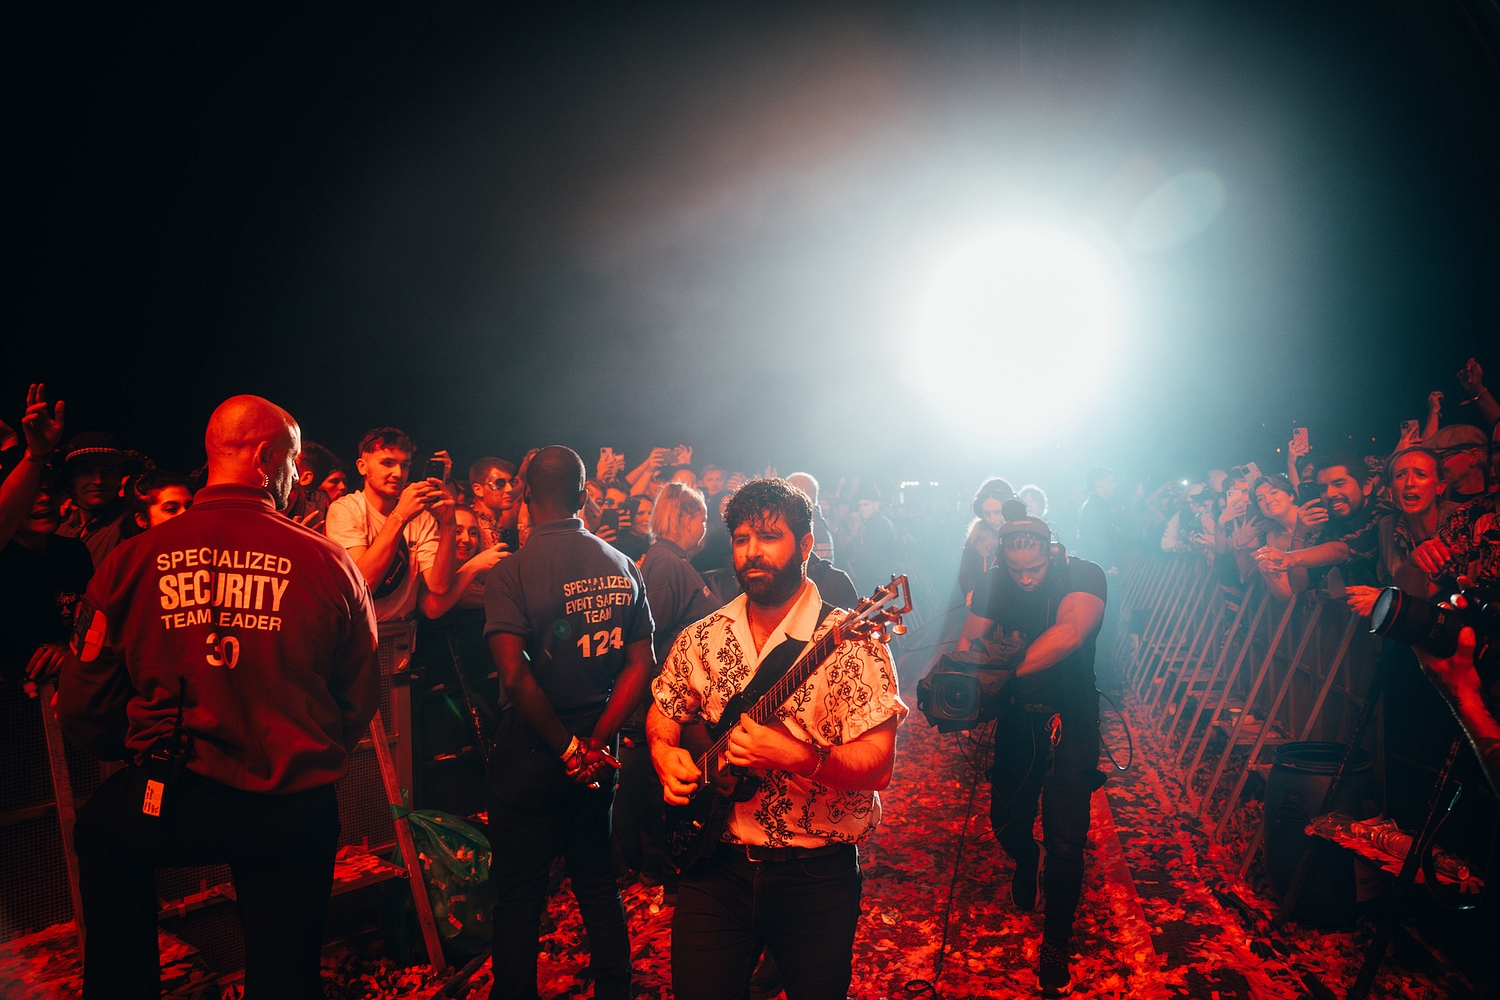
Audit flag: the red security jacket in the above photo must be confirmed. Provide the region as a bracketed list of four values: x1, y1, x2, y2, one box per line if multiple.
[58, 484, 381, 794]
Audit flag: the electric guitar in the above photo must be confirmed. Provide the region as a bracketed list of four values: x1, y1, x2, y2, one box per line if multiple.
[665, 575, 913, 869]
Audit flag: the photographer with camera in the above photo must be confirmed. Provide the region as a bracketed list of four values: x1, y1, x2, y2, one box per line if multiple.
[952, 500, 1107, 997]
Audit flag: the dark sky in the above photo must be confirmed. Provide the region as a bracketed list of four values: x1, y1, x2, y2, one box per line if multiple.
[9, 2, 1500, 499]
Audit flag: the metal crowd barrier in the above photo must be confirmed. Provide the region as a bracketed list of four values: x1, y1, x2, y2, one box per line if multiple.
[1112, 551, 1380, 872]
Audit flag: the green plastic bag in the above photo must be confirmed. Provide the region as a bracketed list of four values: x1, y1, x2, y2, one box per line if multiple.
[387, 807, 495, 957]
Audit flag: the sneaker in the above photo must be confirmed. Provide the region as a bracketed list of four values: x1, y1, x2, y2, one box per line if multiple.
[1037, 941, 1072, 997]
[1011, 853, 1039, 912]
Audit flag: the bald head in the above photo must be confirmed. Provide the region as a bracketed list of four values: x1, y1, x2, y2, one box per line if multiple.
[525, 445, 587, 520]
[205, 395, 302, 509]
[786, 472, 819, 503]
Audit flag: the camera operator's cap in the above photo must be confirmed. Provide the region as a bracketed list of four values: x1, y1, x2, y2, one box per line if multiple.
[63, 431, 130, 468]
[1425, 423, 1488, 451]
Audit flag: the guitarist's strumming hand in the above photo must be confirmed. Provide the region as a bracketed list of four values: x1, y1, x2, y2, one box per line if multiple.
[654, 745, 703, 806]
[725, 714, 818, 775]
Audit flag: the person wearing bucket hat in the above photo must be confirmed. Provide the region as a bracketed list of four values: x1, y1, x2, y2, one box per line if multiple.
[57, 431, 142, 568]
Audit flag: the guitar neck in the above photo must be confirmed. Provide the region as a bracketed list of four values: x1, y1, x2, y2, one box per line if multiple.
[702, 625, 844, 764]
[746, 627, 842, 727]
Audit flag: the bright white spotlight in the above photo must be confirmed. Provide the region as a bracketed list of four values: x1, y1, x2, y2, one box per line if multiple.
[912, 224, 1123, 435]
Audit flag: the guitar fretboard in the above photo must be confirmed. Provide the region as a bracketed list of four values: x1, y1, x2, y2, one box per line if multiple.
[696, 623, 847, 769]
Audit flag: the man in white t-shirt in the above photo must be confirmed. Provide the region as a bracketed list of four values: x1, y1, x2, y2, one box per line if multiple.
[325, 427, 457, 622]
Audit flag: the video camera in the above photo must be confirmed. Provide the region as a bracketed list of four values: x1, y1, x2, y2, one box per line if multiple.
[915, 633, 1028, 733]
[1369, 585, 1498, 685]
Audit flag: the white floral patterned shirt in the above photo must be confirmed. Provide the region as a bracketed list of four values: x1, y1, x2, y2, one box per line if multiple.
[652, 580, 908, 849]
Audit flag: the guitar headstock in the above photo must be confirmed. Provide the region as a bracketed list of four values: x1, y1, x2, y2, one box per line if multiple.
[842, 574, 913, 644]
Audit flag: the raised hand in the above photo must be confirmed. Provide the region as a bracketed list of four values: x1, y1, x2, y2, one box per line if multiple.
[1458, 358, 1485, 396]
[1296, 499, 1328, 530]
[22, 383, 65, 458]
[394, 481, 439, 523]
[464, 544, 507, 576]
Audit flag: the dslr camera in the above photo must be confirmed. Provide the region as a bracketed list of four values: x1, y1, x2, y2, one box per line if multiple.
[1369, 585, 1499, 684]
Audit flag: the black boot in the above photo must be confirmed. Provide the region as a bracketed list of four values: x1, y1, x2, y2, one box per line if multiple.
[1037, 940, 1072, 997]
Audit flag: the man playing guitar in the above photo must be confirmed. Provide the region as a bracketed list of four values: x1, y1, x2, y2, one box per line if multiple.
[646, 478, 907, 1000]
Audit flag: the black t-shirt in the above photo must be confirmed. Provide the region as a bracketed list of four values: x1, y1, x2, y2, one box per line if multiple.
[640, 538, 721, 659]
[0, 536, 94, 679]
[974, 555, 1107, 707]
[1313, 501, 1382, 589]
[691, 491, 732, 574]
[484, 518, 654, 714]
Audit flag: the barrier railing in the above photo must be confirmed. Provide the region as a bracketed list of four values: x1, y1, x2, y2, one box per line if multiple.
[1112, 551, 1380, 869]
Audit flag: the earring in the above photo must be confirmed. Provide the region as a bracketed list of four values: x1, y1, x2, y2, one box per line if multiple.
[262, 473, 270, 489]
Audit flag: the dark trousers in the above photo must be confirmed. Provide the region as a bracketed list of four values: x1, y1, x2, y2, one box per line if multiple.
[73, 765, 339, 1000]
[989, 698, 1100, 948]
[671, 843, 862, 1000]
[612, 734, 675, 888]
[485, 714, 629, 1000]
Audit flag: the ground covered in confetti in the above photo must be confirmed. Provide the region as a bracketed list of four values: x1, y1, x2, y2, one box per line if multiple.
[0, 690, 1485, 999]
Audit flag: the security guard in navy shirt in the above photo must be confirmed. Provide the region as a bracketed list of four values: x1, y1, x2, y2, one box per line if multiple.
[482, 446, 654, 1000]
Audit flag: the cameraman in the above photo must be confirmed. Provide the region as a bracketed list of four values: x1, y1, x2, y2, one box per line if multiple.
[954, 500, 1106, 997]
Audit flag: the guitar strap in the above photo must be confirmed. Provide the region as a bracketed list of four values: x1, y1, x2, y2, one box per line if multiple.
[729, 602, 836, 716]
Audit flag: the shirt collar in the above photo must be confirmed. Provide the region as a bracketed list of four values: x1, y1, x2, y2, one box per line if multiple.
[727, 577, 824, 666]
[653, 537, 688, 559]
[191, 484, 276, 510]
[531, 517, 586, 535]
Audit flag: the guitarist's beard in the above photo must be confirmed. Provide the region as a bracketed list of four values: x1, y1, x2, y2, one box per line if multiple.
[735, 550, 806, 607]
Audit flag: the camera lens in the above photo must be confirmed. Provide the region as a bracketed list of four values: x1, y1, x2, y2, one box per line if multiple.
[1369, 587, 1460, 658]
[932, 673, 979, 720]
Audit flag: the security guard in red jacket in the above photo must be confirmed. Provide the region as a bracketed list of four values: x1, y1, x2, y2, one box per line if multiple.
[58, 395, 380, 1000]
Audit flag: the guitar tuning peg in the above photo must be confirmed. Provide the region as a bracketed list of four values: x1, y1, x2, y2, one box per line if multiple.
[891, 623, 907, 636]
[875, 630, 891, 644]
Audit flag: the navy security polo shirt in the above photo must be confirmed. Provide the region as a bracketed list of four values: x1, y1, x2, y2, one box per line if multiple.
[484, 518, 654, 713]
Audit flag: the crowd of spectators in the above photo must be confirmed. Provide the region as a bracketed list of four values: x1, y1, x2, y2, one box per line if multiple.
[7, 356, 1497, 789]
[1091, 358, 1500, 616]
[1069, 359, 1500, 792]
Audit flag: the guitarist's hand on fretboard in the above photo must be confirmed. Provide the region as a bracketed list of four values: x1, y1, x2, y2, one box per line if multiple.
[725, 714, 816, 776]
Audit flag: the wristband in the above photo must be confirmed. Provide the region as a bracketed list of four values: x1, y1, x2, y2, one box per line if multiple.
[807, 742, 830, 780]
[560, 736, 583, 761]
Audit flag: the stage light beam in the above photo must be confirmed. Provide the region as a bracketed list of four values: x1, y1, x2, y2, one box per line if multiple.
[912, 224, 1124, 438]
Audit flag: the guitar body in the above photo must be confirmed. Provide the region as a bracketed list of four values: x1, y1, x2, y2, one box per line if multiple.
[664, 694, 763, 870]
[660, 576, 912, 874]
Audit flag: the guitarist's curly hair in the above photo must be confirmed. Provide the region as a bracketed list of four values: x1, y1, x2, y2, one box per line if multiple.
[723, 477, 814, 540]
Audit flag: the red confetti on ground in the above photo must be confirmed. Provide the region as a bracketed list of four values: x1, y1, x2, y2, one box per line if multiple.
[0, 689, 1465, 998]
